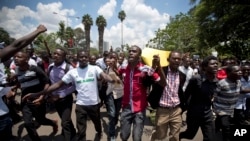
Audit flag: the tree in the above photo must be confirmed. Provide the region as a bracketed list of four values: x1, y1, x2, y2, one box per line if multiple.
[0, 27, 15, 45]
[33, 32, 60, 55]
[82, 14, 93, 55]
[191, 0, 250, 59]
[65, 27, 74, 48]
[147, 13, 199, 56]
[96, 15, 107, 55]
[57, 21, 66, 44]
[118, 10, 126, 51]
[74, 27, 85, 49]
[90, 47, 99, 56]
[56, 21, 75, 49]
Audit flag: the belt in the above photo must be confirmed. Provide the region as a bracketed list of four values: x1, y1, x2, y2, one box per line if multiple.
[159, 105, 180, 109]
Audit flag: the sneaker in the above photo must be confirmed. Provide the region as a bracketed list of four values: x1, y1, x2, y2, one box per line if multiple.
[110, 136, 116, 141]
[94, 132, 102, 141]
[52, 119, 58, 133]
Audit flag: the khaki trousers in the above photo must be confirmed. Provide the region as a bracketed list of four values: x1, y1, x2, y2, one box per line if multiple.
[151, 106, 182, 141]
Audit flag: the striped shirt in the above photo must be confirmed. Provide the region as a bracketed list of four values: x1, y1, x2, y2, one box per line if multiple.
[213, 78, 241, 116]
[16, 65, 50, 97]
[159, 67, 180, 107]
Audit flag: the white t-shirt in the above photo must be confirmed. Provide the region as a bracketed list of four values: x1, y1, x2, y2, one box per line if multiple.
[96, 58, 106, 70]
[62, 65, 103, 105]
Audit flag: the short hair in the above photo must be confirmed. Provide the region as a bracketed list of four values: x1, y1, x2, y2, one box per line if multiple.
[130, 45, 142, 55]
[168, 50, 181, 59]
[201, 56, 217, 68]
[16, 51, 29, 59]
[225, 65, 238, 74]
[55, 47, 67, 57]
[221, 58, 231, 66]
[77, 50, 88, 57]
[103, 51, 109, 57]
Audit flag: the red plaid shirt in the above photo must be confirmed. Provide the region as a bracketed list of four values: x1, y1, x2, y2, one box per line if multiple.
[159, 67, 180, 107]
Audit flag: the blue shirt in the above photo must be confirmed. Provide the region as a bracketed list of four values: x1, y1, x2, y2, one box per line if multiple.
[235, 76, 250, 109]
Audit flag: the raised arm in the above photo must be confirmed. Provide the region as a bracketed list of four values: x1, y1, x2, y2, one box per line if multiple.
[43, 40, 52, 58]
[0, 25, 47, 62]
[152, 55, 166, 88]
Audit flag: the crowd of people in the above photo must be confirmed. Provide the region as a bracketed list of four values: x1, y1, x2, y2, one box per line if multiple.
[1, 24, 250, 141]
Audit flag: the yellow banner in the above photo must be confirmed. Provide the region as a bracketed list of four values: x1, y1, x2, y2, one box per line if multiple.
[141, 48, 170, 67]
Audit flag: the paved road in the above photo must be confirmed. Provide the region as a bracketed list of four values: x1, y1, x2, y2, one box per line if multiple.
[11, 100, 223, 141]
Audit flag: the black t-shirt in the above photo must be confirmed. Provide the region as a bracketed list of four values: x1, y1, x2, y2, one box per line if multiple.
[16, 65, 50, 97]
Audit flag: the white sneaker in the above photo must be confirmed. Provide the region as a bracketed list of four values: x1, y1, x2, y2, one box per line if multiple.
[110, 136, 116, 141]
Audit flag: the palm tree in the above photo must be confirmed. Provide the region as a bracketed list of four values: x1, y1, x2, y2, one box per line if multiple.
[74, 28, 85, 49]
[65, 27, 74, 48]
[57, 21, 66, 44]
[82, 14, 93, 54]
[96, 15, 107, 55]
[118, 10, 126, 51]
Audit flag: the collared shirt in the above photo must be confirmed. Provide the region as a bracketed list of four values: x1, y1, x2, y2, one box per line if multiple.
[96, 58, 106, 70]
[106, 67, 124, 99]
[159, 67, 180, 107]
[31, 54, 42, 64]
[179, 66, 194, 91]
[213, 78, 241, 117]
[235, 76, 250, 109]
[49, 62, 75, 98]
[119, 62, 160, 113]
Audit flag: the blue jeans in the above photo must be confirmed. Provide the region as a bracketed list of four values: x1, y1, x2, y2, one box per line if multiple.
[120, 105, 145, 141]
[0, 114, 12, 141]
[105, 93, 122, 137]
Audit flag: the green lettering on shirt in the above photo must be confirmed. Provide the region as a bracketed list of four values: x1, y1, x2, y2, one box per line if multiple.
[76, 78, 94, 84]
